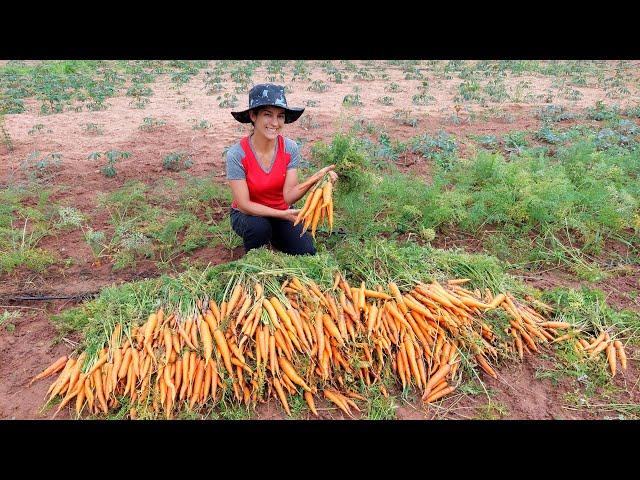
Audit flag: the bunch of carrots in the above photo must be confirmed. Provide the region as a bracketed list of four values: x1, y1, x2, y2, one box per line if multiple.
[575, 330, 627, 376]
[294, 175, 333, 239]
[32, 274, 628, 419]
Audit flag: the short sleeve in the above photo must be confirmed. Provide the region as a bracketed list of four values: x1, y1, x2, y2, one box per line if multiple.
[284, 137, 301, 170]
[226, 143, 246, 180]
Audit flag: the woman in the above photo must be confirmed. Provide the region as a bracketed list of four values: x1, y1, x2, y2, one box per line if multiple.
[226, 83, 337, 255]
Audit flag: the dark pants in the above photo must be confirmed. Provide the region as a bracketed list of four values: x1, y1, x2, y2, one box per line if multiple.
[230, 209, 316, 255]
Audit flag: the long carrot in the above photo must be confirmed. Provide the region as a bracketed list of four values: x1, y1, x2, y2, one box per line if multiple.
[425, 385, 456, 404]
[422, 363, 451, 400]
[273, 378, 291, 416]
[200, 319, 213, 366]
[475, 354, 498, 379]
[30, 356, 68, 386]
[606, 343, 617, 377]
[93, 369, 108, 414]
[323, 389, 352, 418]
[189, 360, 205, 409]
[213, 328, 234, 378]
[294, 190, 316, 226]
[614, 340, 627, 371]
[278, 357, 312, 392]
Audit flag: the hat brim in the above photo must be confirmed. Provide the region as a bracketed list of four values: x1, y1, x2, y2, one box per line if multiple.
[231, 106, 305, 124]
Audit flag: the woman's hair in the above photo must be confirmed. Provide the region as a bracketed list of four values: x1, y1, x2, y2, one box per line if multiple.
[248, 106, 267, 126]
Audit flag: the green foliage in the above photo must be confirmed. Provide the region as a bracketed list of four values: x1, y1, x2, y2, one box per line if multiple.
[88, 150, 131, 178]
[162, 151, 193, 172]
[0, 310, 20, 333]
[0, 187, 59, 274]
[310, 134, 371, 194]
[542, 287, 639, 340]
[20, 151, 63, 181]
[139, 117, 166, 132]
[342, 93, 363, 107]
[55, 206, 86, 229]
[217, 93, 238, 108]
[391, 109, 419, 127]
[410, 131, 458, 170]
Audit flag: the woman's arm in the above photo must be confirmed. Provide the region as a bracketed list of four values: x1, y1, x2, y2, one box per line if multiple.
[283, 165, 337, 206]
[230, 179, 299, 222]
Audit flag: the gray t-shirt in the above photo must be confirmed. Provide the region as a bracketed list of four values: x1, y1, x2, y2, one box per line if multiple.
[226, 136, 301, 180]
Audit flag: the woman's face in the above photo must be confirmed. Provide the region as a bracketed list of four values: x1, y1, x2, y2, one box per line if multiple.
[250, 106, 286, 141]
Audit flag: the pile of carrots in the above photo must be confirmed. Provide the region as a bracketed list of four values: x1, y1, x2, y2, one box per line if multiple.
[32, 274, 628, 419]
[294, 176, 333, 239]
[575, 331, 627, 376]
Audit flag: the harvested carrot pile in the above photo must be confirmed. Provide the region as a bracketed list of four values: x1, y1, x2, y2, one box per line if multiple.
[294, 175, 333, 239]
[33, 274, 628, 419]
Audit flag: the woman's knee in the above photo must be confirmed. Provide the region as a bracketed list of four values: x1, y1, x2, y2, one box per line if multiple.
[242, 217, 272, 250]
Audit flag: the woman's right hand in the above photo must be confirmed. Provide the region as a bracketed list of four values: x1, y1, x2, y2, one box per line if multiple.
[280, 208, 300, 223]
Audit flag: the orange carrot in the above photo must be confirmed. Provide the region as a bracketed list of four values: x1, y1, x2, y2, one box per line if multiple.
[304, 391, 318, 416]
[189, 360, 205, 409]
[273, 378, 291, 416]
[323, 389, 352, 417]
[322, 313, 343, 345]
[30, 355, 68, 385]
[422, 363, 451, 400]
[200, 319, 213, 366]
[117, 348, 133, 380]
[540, 321, 571, 329]
[294, 189, 316, 225]
[83, 377, 94, 414]
[589, 339, 610, 359]
[475, 354, 498, 379]
[606, 343, 617, 377]
[93, 369, 108, 414]
[278, 357, 312, 392]
[614, 340, 627, 371]
[210, 361, 219, 402]
[425, 385, 456, 404]
[584, 330, 607, 351]
[213, 328, 234, 378]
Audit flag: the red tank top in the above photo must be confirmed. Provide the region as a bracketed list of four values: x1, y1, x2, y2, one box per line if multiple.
[231, 135, 290, 210]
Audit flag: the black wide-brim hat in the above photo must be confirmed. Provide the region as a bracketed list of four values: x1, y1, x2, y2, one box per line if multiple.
[231, 83, 305, 124]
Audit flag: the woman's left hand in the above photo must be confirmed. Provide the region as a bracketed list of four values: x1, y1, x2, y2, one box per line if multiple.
[327, 170, 338, 184]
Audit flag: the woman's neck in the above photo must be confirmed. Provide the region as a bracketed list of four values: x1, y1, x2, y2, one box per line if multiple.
[250, 131, 276, 153]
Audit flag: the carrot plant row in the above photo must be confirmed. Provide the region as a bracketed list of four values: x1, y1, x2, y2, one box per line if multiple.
[33, 274, 628, 419]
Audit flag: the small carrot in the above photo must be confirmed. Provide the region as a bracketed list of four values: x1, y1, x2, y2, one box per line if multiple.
[589, 339, 610, 359]
[614, 340, 627, 371]
[47, 358, 77, 401]
[226, 283, 244, 318]
[93, 369, 108, 414]
[584, 330, 607, 351]
[304, 391, 318, 416]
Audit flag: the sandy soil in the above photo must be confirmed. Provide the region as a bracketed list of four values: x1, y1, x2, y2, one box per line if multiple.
[1, 60, 638, 420]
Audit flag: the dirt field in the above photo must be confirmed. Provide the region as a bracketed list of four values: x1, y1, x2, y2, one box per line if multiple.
[1, 60, 638, 419]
